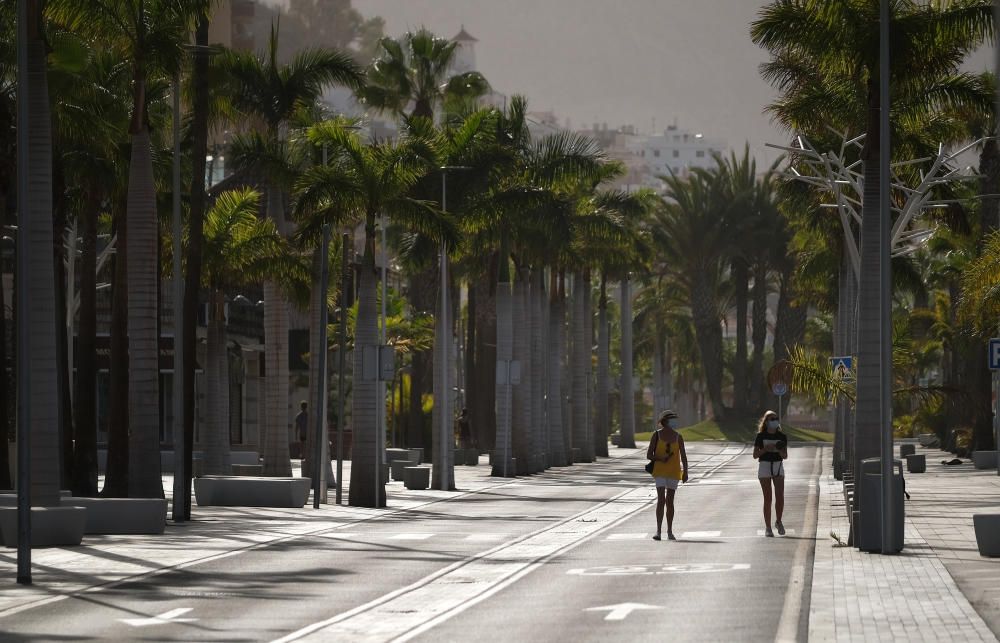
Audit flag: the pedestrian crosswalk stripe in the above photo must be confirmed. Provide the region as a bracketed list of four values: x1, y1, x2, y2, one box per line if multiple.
[388, 533, 434, 540]
[681, 531, 721, 538]
[605, 533, 649, 540]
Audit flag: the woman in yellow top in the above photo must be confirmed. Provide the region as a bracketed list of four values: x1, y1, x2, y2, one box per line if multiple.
[646, 410, 689, 541]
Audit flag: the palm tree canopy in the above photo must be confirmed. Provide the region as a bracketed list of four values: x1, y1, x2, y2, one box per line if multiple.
[359, 28, 490, 119]
[217, 21, 365, 132]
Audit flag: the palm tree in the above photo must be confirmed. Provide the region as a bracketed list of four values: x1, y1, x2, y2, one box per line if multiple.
[56, 0, 198, 497]
[360, 29, 490, 452]
[17, 0, 61, 507]
[218, 23, 363, 477]
[359, 28, 490, 120]
[654, 168, 732, 419]
[752, 0, 994, 475]
[295, 120, 446, 507]
[192, 188, 287, 475]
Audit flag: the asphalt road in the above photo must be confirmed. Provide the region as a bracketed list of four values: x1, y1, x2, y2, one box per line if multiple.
[0, 443, 821, 642]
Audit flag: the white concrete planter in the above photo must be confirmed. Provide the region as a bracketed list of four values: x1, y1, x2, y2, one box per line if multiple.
[231, 464, 264, 476]
[62, 497, 166, 535]
[391, 459, 415, 481]
[0, 506, 86, 547]
[905, 454, 926, 473]
[463, 450, 479, 466]
[194, 476, 310, 507]
[408, 448, 424, 465]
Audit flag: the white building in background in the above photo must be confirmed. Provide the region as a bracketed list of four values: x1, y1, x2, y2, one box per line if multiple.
[452, 26, 478, 75]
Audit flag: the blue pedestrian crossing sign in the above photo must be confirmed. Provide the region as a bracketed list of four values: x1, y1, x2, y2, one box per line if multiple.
[989, 339, 1000, 371]
[831, 356, 854, 382]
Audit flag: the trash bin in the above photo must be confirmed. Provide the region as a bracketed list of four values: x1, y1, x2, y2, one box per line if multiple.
[858, 457, 904, 553]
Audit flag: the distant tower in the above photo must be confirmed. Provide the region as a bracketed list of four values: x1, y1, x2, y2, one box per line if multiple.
[452, 25, 478, 75]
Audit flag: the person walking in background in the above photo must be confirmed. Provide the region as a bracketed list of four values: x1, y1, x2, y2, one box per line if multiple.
[457, 408, 472, 450]
[647, 410, 689, 541]
[753, 410, 788, 536]
[293, 401, 308, 460]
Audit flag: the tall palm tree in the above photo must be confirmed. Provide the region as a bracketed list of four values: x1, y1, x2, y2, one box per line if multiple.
[752, 0, 994, 475]
[193, 188, 287, 475]
[360, 29, 490, 452]
[18, 0, 61, 507]
[218, 24, 363, 477]
[295, 120, 446, 507]
[654, 168, 732, 419]
[56, 0, 195, 497]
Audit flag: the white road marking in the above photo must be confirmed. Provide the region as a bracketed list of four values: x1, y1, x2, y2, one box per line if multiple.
[605, 533, 649, 540]
[388, 533, 433, 541]
[120, 607, 196, 627]
[585, 602, 661, 621]
[567, 563, 751, 576]
[680, 531, 721, 538]
[272, 487, 655, 643]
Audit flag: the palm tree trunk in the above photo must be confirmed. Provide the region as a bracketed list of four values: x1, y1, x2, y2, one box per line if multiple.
[71, 187, 99, 496]
[619, 275, 636, 449]
[547, 270, 567, 465]
[262, 185, 291, 477]
[0, 198, 9, 489]
[595, 273, 610, 451]
[472, 261, 497, 451]
[733, 259, 749, 411]
[53, 189, 72, 488]
[180, 13, 211, 518]
[22, 32, 61, 506]
[349, 224, 385, 505]
[104, 211, 128, 497]
[492, 246, 514, 477]
[203, 290, 231, 475]
[511, 268, 530, 474]
[773, 263, 806, 419]
[571, 272, 591, 460]
[407, 265, 436, 449]
[126, 127, 164, 498]
[749, 261, 768, 411]
[531, 267, 546, 469]
[854, 89, 886, 480]
[583, 270, 597, 458]
[689, 271, 725, 419]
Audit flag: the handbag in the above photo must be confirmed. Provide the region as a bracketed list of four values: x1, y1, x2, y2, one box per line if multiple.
[645, 431, 658, 473]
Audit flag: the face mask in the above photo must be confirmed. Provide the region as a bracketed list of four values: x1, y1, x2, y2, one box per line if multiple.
[667, 419, 679, 430]
[766, 420, 779, 431]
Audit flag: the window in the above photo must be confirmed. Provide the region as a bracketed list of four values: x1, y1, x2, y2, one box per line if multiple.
[696, 150, 705, 158]
[653, 149, 660, 157]
[672, 150, 679, 158]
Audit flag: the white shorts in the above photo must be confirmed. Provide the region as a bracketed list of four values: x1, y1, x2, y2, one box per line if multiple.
[758, 461, 784, 478]
[654, 477, 680, 490]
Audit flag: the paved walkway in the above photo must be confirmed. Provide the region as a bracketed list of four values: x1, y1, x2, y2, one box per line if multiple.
[809, 443, 1000, 642]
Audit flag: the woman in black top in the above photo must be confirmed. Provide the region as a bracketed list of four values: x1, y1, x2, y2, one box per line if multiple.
[752, 410, 788, 537]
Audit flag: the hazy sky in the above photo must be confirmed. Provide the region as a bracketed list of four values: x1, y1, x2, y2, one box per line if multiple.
[341, 1, 993, 165]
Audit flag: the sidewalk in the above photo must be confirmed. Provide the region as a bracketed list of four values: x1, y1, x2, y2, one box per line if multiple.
[809, 444, 1000, 642]
[0, 456, 506, 617]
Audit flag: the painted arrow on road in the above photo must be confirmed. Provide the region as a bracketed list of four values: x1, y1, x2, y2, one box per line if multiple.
[120, 607, 197, 627]
[585, 603, 661, 621]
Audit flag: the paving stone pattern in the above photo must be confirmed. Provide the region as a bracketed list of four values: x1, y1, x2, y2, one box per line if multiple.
[810, 447, 998, 642]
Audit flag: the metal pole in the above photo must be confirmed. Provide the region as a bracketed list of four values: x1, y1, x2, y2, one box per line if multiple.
[879, 0, 896, 554]
[440, 173, 449, 490]
[378, 212, 387, 503]
[171, 72, 186, 522]
[15, 0, 32, 585]
[313, 225, 331, 508]
[993, 0, 1000, 477]
[336, 234, 348, 505]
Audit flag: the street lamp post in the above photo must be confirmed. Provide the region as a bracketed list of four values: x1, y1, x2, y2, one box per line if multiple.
[435, 166, 470, 490]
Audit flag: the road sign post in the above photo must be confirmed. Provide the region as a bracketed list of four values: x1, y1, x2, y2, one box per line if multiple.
[766, 360, 794, 425]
